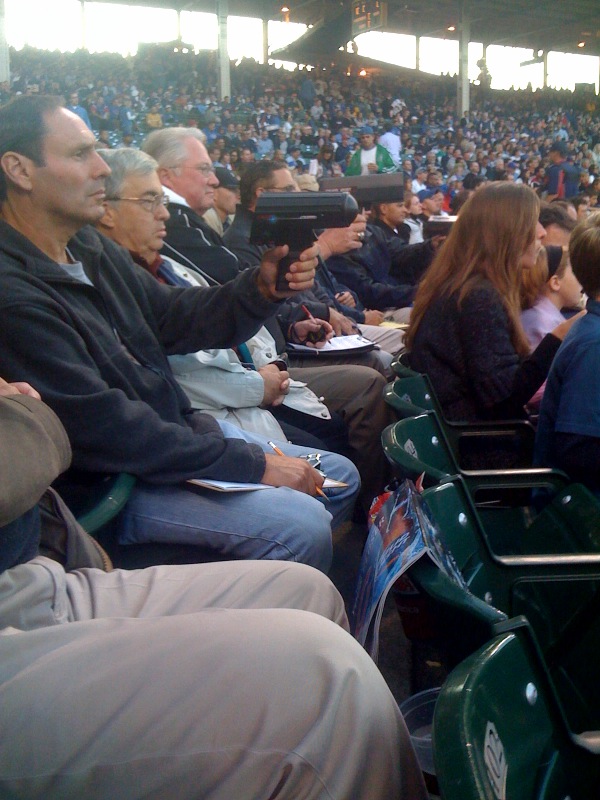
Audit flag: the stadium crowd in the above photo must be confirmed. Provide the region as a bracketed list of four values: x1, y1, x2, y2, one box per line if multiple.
[5, 44, 600, 206]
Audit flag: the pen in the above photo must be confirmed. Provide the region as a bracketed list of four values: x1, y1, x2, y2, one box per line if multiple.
[267, 440, 328, 500]
[301, 304, 315, 321]
[300, 304, 328, 344]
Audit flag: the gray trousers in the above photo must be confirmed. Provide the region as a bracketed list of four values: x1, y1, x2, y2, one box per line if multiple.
[0, 557, 427, 800]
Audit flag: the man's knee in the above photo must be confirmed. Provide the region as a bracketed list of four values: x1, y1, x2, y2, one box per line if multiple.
[283, 497, 333, 572]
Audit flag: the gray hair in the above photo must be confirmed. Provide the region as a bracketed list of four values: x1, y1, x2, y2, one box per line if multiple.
[99, 148, 158, 199]
[141, 127, 207, 169]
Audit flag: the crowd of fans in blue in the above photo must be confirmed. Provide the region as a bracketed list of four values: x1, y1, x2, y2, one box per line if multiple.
[6, 44, 600, 205]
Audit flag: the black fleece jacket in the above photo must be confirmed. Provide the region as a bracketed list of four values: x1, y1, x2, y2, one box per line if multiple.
[0, 221, 279, 486]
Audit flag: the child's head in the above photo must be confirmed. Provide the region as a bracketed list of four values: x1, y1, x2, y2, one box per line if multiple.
[570, 211, 600, 300]
[520, 245, 582, 310]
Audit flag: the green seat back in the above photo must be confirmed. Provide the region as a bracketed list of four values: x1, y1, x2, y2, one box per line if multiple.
[422, 478, 600, 733]
[381, 414, 457, 487]
[390, 351, 419, 379]
[433, 628, 572, 800]
[383, 376, 435, 419]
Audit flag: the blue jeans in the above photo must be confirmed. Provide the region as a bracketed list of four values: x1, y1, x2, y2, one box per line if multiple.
[116, 421, 360, 573]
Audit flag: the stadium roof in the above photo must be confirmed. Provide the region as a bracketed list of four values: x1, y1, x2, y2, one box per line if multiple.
[98, 0, 600, 58]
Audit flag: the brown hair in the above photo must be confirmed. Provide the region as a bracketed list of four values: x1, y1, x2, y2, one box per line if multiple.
[569, 210, 600, 298]
[406, 182, 540, 357]
[520, 248, 548, 309]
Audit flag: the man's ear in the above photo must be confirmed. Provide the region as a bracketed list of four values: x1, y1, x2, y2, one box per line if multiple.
[157, 166, 174, 191]
[0, 152, 34, 193]
[97, 201, 116, 231]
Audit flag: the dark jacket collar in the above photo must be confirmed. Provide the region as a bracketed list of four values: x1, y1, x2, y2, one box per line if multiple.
[0, 219, 106, 282]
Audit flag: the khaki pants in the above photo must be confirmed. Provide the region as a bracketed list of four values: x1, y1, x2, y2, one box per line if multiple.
[0, 557, 426, 800]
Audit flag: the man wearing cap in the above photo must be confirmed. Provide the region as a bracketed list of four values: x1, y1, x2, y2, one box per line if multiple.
[546, 142, 581, 201]
[345, 126, 396, 176]
[203, 166, 240, 237]
[417, 189, 446, 221]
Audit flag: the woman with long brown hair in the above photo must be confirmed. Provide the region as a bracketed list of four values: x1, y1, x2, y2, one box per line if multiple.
[406, 183, 578, 422]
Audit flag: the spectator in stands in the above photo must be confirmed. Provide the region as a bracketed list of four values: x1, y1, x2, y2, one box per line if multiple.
[401, 191, 424, 244]
[0, 95, 359, 571]
[417, 188, 446, 221]
[145, 103, 163, 130]
[521, 245, 583, 351]
[546, 141, 580, 200]
[144, 128, 395, 508]
[65, 91, 91, 130]
[327, 212, 436, 325]
[411, 166, 428, 195]
[98, 147, 356, 455]
[572, 193, 591, 220]
[378, 120, 401, 167]
[316, 143, 342, 177]
[255, 128, 274, 159]
[539, 201, 577, 247]
[0, 377, 427, 800]
[225, 159, 405, 355]
[406, 183, 579, 424]
[345, 125, 396, 176]
[534, 212, 600, 494]
[202, 166, 239, 236]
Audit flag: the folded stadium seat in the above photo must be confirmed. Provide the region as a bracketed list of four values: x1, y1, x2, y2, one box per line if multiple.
[384, 370, 536, 469]
[411, 478, 600, 732]
[433, 617, 600, 800]
[381, 412, 566, 504]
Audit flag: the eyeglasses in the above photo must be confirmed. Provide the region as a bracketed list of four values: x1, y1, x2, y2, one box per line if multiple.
[265, 185, 298, 193]
[170, 163, 216, 177]
[106, 194, 169, 213]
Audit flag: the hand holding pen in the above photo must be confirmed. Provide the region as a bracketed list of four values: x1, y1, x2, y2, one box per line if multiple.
[264, 440, 328, 500]
[289, 305, 333, 348]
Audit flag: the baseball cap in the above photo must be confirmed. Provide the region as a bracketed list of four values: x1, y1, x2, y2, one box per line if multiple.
[215, 167, 239, 189]
[417, 189, 438, 202]
[359, 125, 374, 135]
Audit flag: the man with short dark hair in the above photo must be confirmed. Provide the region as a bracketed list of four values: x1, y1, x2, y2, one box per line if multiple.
[546, 141, 581, 201]
[539, 201, 577, 247]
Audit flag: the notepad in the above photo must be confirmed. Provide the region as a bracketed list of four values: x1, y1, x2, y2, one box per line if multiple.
[287, 333, 375, 355]
[187, 477, 348, 492]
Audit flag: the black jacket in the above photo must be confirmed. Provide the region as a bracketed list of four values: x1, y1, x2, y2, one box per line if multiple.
[0, 221, 278, 486]
[327, 224, 434, 311]
[408, 280, 561, 422]
[163, 201, 242, 285]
